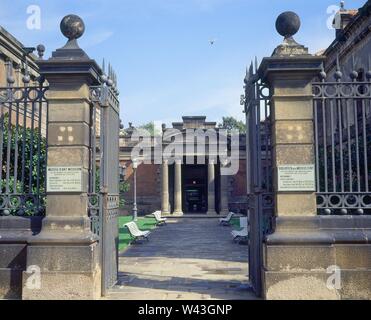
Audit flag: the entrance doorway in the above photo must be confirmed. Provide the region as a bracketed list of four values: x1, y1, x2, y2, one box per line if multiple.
[182, 165, 207, 214]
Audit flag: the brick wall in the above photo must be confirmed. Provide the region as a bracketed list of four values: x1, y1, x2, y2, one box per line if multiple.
[120, 160, 247, 216]
[229, 159, 247, 214]
[120, 161, 161, 216]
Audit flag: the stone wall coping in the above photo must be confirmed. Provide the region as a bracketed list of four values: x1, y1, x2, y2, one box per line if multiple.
[266, 230, 370, 245]
[266, 216, 371, 245]
[0, 216, 43, 231]
[27, 231, 99, 245]
[38, 58, 102, 85]
[275, 216, 371, 229]
[258, 55, 326, 82]
[0, 230, 37, 243]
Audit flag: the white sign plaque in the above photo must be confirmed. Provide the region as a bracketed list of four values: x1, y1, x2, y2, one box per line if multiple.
[278, 165, 316, 192]
[47, 167, 83, 193]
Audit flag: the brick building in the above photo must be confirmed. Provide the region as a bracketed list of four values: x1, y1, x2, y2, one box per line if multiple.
[0, 26, 47, 134]
[120, 116, 247, 216]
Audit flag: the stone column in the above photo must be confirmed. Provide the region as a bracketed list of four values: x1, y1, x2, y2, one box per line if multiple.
[22, 15, 102, 300]
[173, 159, 183, 216]
[161, 160, 170, 215]
[220, 163, 230, 215]
[207, 159, 216, 215]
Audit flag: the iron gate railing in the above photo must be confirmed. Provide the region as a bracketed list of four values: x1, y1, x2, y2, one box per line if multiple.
[0, 62, 48, 217]
[244, 61, 274, 297]
[89, 63, 120, 295]
[313, 61, 371, 215]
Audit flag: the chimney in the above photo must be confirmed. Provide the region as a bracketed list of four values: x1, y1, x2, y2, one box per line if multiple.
[333, 1, 358, 38]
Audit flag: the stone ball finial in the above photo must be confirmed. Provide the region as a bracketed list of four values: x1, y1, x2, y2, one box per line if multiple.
[275, 11, 301, 39]
[60, 14, 85, 41]
[36, 44, 45, 58]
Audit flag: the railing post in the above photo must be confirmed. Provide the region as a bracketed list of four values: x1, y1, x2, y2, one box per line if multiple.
[22, 15, 102, 300]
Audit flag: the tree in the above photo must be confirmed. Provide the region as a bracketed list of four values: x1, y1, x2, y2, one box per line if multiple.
[93, 167, 130, 210]
[138, 122, 161, 136]
[0, 113, 46, 216]
[119, 179, 130, 209]
[218, 117, 246, 133]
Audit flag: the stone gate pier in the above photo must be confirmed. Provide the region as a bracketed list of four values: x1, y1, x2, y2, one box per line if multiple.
[21, 16, 104, 300]
[251, 11, 371, 300]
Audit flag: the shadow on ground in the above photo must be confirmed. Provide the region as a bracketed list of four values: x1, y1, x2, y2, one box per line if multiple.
[108, 218, 255, 300]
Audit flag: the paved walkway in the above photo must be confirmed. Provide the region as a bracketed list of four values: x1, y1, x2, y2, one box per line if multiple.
[106, 218, 256, 300]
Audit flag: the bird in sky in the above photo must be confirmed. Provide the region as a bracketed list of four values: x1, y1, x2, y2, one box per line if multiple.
[209, 38, 217, 46]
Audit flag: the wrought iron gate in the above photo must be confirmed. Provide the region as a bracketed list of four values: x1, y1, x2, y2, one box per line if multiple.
[0, 62, 48, 217]
[89, 69, 120, 296]
[313, 62, 371, 215]
[243, 62, 274, 297]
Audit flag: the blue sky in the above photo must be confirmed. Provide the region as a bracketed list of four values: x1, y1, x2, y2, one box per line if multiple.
[0, 0, 366, 127]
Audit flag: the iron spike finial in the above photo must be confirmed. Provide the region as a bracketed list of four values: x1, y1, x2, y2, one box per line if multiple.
[107, 63, 114, 87]
[334, 54, 343, 81]
[244, 66, 249, 85]
[350, 54, 358, 80]
[101, 59, 108, 84]
[340, 1, 345, 10]
[254, 56, 258, 73]
[352, 53, 357, 70]
[366, 56, 371, 81]
[319, 62, 327, 81]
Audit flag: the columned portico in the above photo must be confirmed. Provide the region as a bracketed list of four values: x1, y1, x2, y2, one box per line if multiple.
[220, 163, 230, 215]
[161, 160, 170, 214]
[157, 116, 245, 216]
[207, 159, 217, 215]
[173, 159, 183, 216]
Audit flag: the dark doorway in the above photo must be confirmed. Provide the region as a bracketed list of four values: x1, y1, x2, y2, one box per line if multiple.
[182, 165, 207, 214]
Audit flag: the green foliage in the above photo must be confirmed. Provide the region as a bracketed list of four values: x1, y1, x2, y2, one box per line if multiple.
[119, 180, 130, 209]
[93, 167, 130, 209]
[218, 117, 246, 133]
[138, 122, 161, 136]
[0, 114, 46, 216]
[318, 135, 371, 193]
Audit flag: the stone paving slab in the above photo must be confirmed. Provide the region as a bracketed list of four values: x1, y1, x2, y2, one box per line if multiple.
[106, 218, 257, 300]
